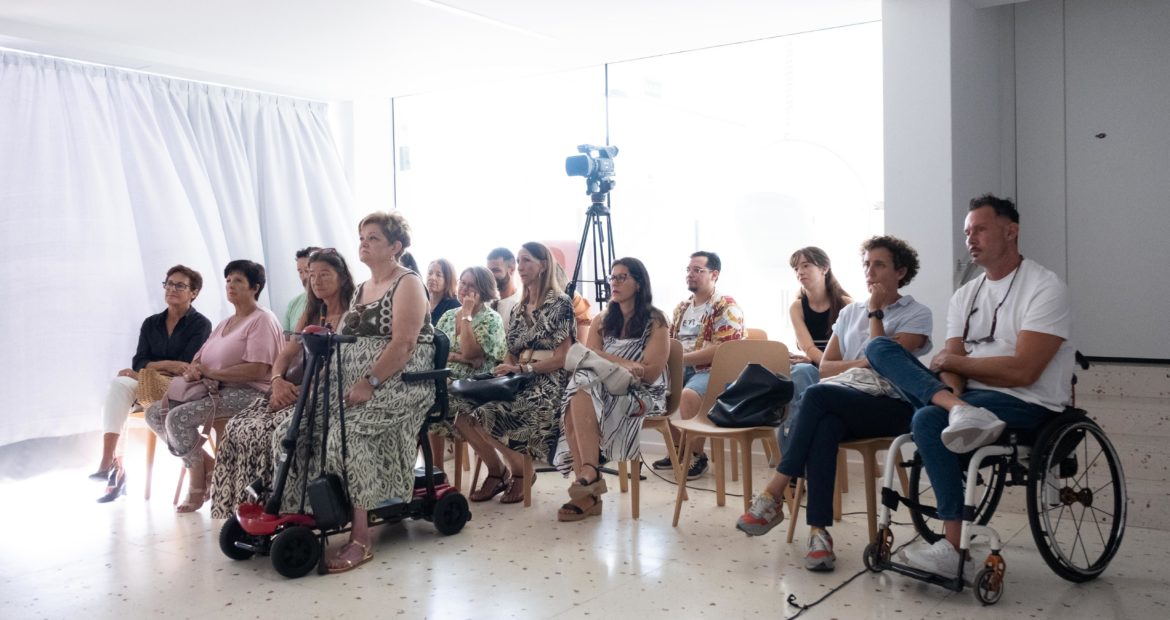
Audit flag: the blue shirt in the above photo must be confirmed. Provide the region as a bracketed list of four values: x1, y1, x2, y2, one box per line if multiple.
[833, 296, 933, 360]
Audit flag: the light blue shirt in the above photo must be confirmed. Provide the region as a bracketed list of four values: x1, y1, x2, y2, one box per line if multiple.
[832, 296, 933, 360]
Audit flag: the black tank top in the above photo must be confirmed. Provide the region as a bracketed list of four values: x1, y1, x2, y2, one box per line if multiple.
[801, 295, 832, 350]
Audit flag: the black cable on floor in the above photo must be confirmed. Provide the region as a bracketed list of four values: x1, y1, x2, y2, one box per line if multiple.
[783, 534, 921, 620]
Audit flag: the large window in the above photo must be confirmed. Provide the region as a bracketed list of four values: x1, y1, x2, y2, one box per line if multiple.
[393, 22, 883, 346]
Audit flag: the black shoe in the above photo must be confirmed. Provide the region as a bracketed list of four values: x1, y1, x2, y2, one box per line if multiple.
[97, 468, 127, 503]
[686, 453, 709, 480]
[88, 468, 111, 482]
[651, 455, 675, 470]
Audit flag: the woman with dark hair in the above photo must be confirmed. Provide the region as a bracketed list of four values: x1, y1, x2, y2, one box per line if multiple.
[553, 257, 669, 521]
[274, 211, 436, 573]
[145, 260, 284, 513]
[736, 235, 932, 573]
[426, 258, 461, 325]
[429, 265, 507, 469]
[786, 247, 854, 416]
[453, 241, 574, 505]
[210, 249, 356, 519]
[92, 265, 212, 502]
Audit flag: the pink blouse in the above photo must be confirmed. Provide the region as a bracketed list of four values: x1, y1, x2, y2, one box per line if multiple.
[196, 307, 283, 393]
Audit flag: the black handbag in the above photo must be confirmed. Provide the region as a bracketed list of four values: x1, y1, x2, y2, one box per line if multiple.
[307, 472, 351, 530]
[708, 363, 794, 428]
[451, 373, 536, 407]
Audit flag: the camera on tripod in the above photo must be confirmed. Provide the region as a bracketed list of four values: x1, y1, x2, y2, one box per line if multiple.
[565, 144, 618, 195]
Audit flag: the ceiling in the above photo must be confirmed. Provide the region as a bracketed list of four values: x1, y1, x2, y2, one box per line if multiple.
[0, 0, 880, 101]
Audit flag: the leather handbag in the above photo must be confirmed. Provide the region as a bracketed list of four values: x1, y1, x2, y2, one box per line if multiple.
[563, 342, 636, 395]
[451, 373, 536, 407]
[307, 472, 351, 530]
[708, 363, 794, 428]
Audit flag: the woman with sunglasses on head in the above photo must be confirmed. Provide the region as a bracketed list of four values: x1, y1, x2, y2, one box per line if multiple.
[735, 236, 932, 573]
[552, 257, 669, 521]
[145, 260, 284, 513]
[210, 249, 356, 519]
[273, 212, 436, 574]
[92, 266, 212, 502]
[453, 242, 574, 505]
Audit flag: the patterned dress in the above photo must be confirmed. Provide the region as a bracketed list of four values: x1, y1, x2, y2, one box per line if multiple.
[552, 321, 668, 475]
[459, 290, 573, 460]
[211, 395, 292, 518]
[431, 305, 506, 438]
[273, 272, 436, 512]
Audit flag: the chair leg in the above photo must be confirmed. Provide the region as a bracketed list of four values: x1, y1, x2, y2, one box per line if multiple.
[837, 449, 849, 494]
[741, 439, 754, 513]
[461, 440, 471, 471]
[618, 460, 630, 493]
[173, 467, 186, 505]
[672, 430, 692, 527]
[144, 430, 156, 501]
[658, 425, 687, 501]
[630, 460, 641, 520]
[523, 456, 533, 508]
[763, 439, 777, 468]
[832, 460, 843, 522]
[712, 437, 726, 507]
[786, 478, 805, 544]
[862, 448, 879, 544]
[730, 440, 739, 482]
[453, 440, 465, 492]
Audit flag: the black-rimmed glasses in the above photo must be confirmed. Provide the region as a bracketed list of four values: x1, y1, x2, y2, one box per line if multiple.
[962, 267, 1020, 346]
[161, 280, 191, 291]
[608, 273, 631, 284]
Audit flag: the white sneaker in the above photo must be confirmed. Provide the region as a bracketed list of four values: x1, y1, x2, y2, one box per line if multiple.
[941, 405, 1006, 453]
[904, 539, 977, 583]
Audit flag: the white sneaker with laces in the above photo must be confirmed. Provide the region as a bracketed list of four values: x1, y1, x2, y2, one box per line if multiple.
[941, 404, 1006, 453]
[904, 539, 977, 583]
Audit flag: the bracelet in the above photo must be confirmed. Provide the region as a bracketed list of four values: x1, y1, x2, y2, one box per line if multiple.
[525, 363, 534, 374]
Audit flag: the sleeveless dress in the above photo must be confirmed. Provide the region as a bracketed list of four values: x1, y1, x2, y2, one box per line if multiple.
[274, 272, 435, 512]
[552, 321, 667, 475]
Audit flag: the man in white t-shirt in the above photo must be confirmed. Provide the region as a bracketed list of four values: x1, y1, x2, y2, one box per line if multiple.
[487, 247, 522, 330]
[866, 194, 1075, 579]
[652, 251, 745, 479]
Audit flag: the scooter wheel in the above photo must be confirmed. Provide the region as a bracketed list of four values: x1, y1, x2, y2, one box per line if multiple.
[219, 515, 256, 561]
[270, 526, 321, 579]
[432, 492, 471, 536]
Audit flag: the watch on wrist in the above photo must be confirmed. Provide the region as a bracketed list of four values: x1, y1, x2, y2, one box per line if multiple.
[365, 373, 381, 388]
[867, 309, 884, 320]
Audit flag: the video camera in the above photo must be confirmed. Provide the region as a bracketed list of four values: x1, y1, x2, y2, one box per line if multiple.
[565, 144, 618, 196]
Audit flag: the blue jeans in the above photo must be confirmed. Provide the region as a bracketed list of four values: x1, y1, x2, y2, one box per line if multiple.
[865, 337, 1051, 521]
[775, 383, 913, 527]
[683, 367, 710, 395]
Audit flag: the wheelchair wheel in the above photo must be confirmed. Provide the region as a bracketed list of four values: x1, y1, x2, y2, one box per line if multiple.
[1026, 413, 1126, 582]
[908, 452, 1006, 544]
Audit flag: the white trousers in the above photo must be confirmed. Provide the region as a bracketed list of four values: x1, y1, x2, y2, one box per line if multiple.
[102, 375, 139, 434]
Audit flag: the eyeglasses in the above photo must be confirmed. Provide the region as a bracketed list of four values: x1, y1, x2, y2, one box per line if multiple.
[608, 273, 631, 284]
[685, 267, 711, 276]
[161, 281, 191, 291]
[962, 267, 1020, 346]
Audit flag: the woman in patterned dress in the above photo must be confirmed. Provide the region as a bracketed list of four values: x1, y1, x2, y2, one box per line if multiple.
[429, 265, 506, 471]
[453, 242, 574, 505]
[209, 249, 355, 519]
[272, 211, 435, 574]
[553, 258, 669, 521]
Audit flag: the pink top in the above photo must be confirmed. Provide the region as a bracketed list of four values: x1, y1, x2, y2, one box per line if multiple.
[196, 306, 284, 393]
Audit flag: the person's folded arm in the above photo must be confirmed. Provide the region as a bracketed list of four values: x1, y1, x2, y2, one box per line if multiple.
[203, 361, 272, 384]
[934, 330, 1063, 388]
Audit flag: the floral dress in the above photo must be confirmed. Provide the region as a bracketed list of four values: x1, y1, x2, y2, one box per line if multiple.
[273, 272, 436, 512]
[459, 290, 573, 460]
[432, 305, 506, 438]
[552, 321, 668, 475]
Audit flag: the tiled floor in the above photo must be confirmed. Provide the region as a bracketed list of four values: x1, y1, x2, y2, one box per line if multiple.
[2, 448, 1167, 619]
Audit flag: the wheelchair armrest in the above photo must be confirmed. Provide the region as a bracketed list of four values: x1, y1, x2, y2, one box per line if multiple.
[401, 368, 452, 383]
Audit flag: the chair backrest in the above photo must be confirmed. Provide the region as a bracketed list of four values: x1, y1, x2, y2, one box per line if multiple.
[665, 338, 684, 415]
[695, 339, 790, 424]
[745, 328, 768, 341]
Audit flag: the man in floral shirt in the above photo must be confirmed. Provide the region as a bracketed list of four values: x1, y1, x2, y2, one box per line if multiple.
[652, 251, 745, 479]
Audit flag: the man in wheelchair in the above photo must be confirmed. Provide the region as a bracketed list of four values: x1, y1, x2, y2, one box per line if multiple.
[865, 194, 1077, 579]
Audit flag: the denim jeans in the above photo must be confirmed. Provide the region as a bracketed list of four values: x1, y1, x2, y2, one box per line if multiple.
[865, 337, 1051, 520]
[775, 383, 913, 527]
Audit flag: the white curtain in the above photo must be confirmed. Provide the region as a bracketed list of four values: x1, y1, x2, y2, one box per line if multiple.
[0, 50, 360, 446]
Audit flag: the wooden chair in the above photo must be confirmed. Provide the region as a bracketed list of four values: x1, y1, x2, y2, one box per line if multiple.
[671, 339, 790, 526]
[730, 328, 772, 475]
[125, 405, 158, 500]
[617, 338, 685, 519]
[744, 328, 768, 341]
[785, 437, 909, 544]
[172, 418, 227, 505]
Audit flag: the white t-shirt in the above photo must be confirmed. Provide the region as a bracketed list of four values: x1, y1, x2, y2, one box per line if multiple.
[833, 296, 934, 361]
[946, 258, 1075, 411]
[677, 301, 708, 354]
[494, 289, 522, 332]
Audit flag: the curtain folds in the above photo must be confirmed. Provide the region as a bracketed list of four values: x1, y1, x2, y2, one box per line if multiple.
[0, 50, 358, 445]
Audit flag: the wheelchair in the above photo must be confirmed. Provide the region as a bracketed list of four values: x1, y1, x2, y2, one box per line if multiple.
[864, 383, 1127, 604]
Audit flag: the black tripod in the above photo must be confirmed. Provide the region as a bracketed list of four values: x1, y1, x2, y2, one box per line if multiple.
[567, 193, 616, 309]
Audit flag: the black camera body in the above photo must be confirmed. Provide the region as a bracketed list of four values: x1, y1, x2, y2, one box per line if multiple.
[565, 144, 618, 195]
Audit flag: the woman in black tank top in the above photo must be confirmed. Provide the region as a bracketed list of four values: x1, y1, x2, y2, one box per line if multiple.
[789, 247, 851, 366]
